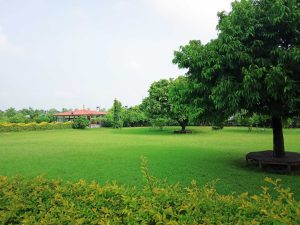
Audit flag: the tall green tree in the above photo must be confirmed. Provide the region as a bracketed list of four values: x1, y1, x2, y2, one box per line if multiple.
[168, 76, 192, 131]
[112, 99, 123, 128]
[174, 0, 300, 157]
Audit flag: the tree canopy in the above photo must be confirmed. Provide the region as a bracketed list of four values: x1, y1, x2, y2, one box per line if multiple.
[173, 0, 300, 157]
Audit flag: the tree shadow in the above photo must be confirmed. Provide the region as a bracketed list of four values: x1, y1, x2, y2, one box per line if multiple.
[223, 127, 271, 134]
[231, 157, 300, 175]
[110, 127, 203, 136]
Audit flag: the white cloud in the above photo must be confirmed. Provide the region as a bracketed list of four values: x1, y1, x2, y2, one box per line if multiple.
[53, 91, 78, 99]
[71, 7, 89, 20]
[127, 60, 142, 72]
[0, 30, 25, 54]
[113, 0, 132, 12]
[144, 0, 232, 43]
[0, 1, 234, 109]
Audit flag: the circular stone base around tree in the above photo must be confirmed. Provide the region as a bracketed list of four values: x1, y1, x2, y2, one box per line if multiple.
[174, 130, 192, 134]
[246, 150, 300, 173]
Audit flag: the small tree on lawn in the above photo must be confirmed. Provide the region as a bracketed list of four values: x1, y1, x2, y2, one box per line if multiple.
[142, 79, 172, 130]
[142, 78, 192, 132]
[168, 76, 192, 132]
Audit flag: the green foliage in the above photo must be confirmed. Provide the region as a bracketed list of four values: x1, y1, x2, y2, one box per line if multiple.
[0, 122, 72, 132]
[173, 40, 230, 128]
[173, 0, 300, 155]
[0, 107, 59, 124]
[102, 103, 148, 128]
[0, 170, 299, 224]
[113, 99, 123, 128]
[0, 111, 8, 123]
[101, 111, 114, 127]
[290, 116, 300, 128]
[143, 78, 193, 131]
[233, 111, 271, 130]
[168, 76, 193, 131]
[5, 107, 17, 118]
[283, 118, 293, 128]
[123, 106, 149, 127]
[72, 116, 90, 129]
[150, 118, 169, 130]
[212, 0, 300, 118]
[8, 113, 25, 123]
[47, 108, 59, 122]
[34, 115, 50, 123]
[142, 79, 172, 122]
[91, 117, 103, 124]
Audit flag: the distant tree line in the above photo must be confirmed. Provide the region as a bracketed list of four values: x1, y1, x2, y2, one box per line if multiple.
[1, 98, 299, 131]
[0, 107, 62, 123]
[101, 76, 300, 131]
[100, 100, 150, 128]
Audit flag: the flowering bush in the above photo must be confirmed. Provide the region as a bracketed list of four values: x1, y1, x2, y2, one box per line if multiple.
[0, 159, 299, 224]
[0, 122, 72, 132]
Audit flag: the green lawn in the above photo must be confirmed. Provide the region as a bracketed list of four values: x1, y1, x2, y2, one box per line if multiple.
[0, 127, 299, 198]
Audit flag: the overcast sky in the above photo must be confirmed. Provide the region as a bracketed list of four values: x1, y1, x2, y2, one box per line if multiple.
[0, 0, 232, 110]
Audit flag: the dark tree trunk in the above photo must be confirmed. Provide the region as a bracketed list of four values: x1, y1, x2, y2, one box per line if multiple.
[179, 119, 188, 131]
[272, 116, 285, 157]
[180, 123, 186, 131]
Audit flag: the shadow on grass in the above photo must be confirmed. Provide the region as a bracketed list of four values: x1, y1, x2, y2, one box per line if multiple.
[222, 127, 272, 134]
[231, 157, 300, 176]
[109, 127, 205, 136]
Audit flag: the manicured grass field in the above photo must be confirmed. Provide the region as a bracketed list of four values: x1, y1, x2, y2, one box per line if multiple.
[0, 127, 299, 197]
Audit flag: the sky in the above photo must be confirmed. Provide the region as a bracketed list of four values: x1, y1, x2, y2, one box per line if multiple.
[0, 0, 233, 111]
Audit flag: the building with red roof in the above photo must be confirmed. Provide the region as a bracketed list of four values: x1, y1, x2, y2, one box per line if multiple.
[54, 109, 107, 127]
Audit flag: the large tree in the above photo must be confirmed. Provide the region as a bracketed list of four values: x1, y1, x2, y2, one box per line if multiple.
[174, 0, 300, 157]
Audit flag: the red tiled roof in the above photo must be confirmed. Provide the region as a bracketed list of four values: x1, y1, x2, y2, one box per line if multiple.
[54, 109, 107, 116]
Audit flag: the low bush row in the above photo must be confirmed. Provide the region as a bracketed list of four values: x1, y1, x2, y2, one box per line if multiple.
[0, 162, 299, 224]
[0, 122, 72, 132]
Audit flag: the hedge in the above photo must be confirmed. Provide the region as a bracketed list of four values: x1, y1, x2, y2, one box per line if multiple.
[0, 159, 299, 224]
[0, 122, 72, 132]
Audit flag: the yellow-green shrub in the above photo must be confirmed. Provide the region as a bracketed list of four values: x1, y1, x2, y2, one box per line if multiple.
[0, 122, 72, 132]
[0, 172, 299, 224]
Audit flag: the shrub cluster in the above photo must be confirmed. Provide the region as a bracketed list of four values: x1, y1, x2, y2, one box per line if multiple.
[0, 172, 299, 224]
[72, 116, 90, 129]
[0, 122, 72, 132]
